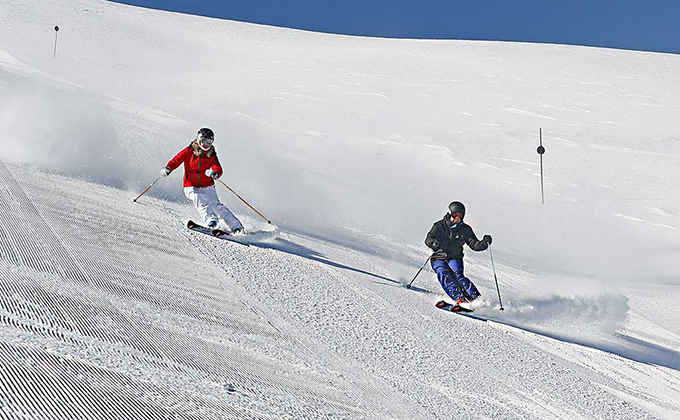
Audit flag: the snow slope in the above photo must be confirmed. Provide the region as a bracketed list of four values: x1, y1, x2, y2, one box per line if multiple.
[1, 0, 680, 418]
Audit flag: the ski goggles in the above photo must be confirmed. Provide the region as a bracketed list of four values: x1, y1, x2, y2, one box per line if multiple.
[198, 137, 214, 150]
[450, 212, 464, 221]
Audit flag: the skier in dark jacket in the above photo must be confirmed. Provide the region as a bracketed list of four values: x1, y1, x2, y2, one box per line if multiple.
[425, 201, 492, 305]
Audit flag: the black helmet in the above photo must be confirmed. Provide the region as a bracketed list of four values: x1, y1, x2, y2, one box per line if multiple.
[448, 201, 466, 218]
[197, 128, 214, 151]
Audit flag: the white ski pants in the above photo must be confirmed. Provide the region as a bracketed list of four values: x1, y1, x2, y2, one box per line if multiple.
[184, 185, 243, 231]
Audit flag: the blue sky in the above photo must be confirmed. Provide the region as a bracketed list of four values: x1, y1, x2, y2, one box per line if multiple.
[110, 0, 679, 54]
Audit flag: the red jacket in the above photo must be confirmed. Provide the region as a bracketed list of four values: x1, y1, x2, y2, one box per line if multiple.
[167, 142, 222, 188]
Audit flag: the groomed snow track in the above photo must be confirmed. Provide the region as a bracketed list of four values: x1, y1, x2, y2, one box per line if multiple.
[2, 160, 672, 419]
[0, 160, 420, 420]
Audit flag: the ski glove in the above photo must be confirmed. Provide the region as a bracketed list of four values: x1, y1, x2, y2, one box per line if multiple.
[205, 168, 219, 179]
[483, 235, 492, 245]
[161, 166, 171, 177]
[431, 240, 441, 250]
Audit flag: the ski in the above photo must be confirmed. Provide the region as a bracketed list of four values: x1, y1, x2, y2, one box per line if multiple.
[435, 300, 474, 313]
[435, 300, 492, 321]
[186, 220, 249, 246]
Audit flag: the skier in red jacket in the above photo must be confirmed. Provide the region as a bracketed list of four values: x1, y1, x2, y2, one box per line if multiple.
[162, 128, 244, 233]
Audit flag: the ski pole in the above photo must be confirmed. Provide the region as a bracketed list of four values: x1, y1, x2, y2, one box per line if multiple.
[133, 176, 162, 203]
[488, 246, 504, 311]
[406, 254, 432, 289]
[216, 179, 273, 225]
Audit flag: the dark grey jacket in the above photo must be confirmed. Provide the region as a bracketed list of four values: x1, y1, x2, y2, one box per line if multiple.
[425, 214, 488, 262]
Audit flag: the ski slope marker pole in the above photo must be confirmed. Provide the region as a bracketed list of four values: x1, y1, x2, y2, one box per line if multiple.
[537, 128, 546, 205]
[133, 176, 162, 203]
[53, 26, 59, 58]
[406, 255, 432, 289]
[216, 179, 272, 225]
[488, 246, 504, 311]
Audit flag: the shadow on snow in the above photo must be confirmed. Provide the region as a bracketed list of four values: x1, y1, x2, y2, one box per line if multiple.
[244, 235, 401, 285]
[468, 313, 680, 372]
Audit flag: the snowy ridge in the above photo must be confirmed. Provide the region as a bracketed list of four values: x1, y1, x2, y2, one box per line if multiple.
[1, 0, 680, 418]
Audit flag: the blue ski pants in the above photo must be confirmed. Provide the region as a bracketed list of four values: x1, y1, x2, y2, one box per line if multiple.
[432, 259, 480, 302]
